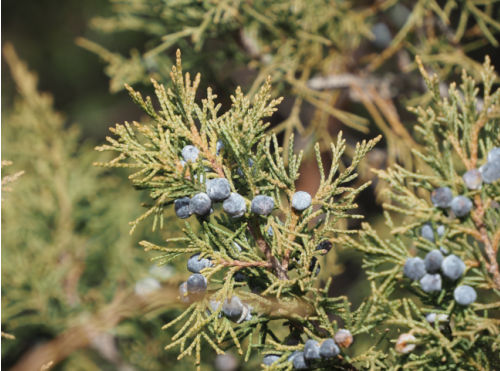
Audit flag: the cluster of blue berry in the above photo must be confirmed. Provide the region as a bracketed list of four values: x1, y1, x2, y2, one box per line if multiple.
[431, 147, 500, 218]
[175, 143, 318, 302]
[261, 329, 353, 369]
[404, 251, 476, 305]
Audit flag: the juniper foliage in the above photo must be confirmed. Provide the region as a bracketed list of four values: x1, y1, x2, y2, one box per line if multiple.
[1, 45, 193, 371]
[81, 0, 500, 170]
[344, 58, 500, 369]
[97, 50, 385, 370]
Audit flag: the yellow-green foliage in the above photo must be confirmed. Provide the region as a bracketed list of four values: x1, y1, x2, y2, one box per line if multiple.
[1, 45, 185, 371]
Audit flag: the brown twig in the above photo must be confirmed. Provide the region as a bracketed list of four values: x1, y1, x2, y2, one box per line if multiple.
[248, 219, 288, 280]
[218, 259, 272, 268]
[471, 194, 500, 289]
[10, 287, 179, 371]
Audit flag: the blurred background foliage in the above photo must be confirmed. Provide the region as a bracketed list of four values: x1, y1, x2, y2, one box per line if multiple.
[1, 0, 499, 370]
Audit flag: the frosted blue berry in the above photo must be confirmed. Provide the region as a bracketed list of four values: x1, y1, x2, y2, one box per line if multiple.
[174, 197, 191, 219]
[439, 246, 449, 255]
[425, 313, 448, 323]
[181, 145, 200, 163]
[319, 338, 339, 358]
[462, 169, 482, 190]
[222, 296, 244, 320]
[216, 140, 224, 156]
[487, 147, 500, 164]
[436, 224, 445, 238]
[372, 22, 392, 48]
[234, 272, 247, 282]
[267, 226, 274, 236]
[237, 159, 254, 176]
[149, 264, 174, 281]
[403, 257, 426, 281]
[479, 161, 500, 183]
[421, 224, 434, 242]
[134, 277, 160, 296]
[206, 178, 231, 201]
[424, 250, 444, 273]
[316, 240, 332, 254]
[186, 273, 207, 294]
[292, 352, 307, 369]
[215, 354, 238, 371]
[454, 285, 477, 306]
[209, 300, 221, 312]
[262, 354, 280, 366]
[441, 254, 465, 281]
[450, 195, 473, 217]
[189, 192, 212, 215]
[304, 339, 321, 360]
[187, 253, 213, 273]
[179, 281, 190, 303]
[251, 195, 274, 215]
[420, 273, 442, 293]
[223, 192, 246, 217]
[334, 329, 353, 348]
[291, 191, 312, 211]
[431, 187, 453, 208]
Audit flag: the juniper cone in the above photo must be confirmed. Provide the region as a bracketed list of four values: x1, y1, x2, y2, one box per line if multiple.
[181, 144, 200, 162]
[395, 333, 416, 354]
[403, 257, 426, 280]
[149, 264, 174, 281]
[319, 338, 340, 358]
[304, 339, 321, 360]
[420, 273, 442, 293]
[431, 187, 453, 208]
[222, 192, 246, 217]
[372, 22, 392, 48]
[237, 158, 255, 176]
[216, 139, 224, 155]
[189, 192, 212, 215]
[251, 195, 274, 215]
[334, 329, 353, 348]
[234, 272, 246, 282]
[187, 253, 213, 273]
[186, 273, 207, 294]
[267, 226, 274, 236]
[292, 352, 308, 369]
[174, 197, 191, 219]
[134, 277, 161, 296]
[450, 195, 473, 217]
[454, 285, 477, 306]
[463, 169, 482, 189]
[222, 296, 244, 320]
[487, 147, 500, 163]
[214, 354, 238, 371]
[179, 282, 190, 304]
[421, 224, 435, 242]
[316, 240, 332, 254]
[262, 354, 280, 366]
[479, 161, 500, 183]
[206, 178, 231, 201]
[209, 300, 221, 312]
[441, 255, 466, 280]
[426, 313, 448, 323]
[425, 250, 444, 273]
[436, 224, 445, 237]
[291, 191, 312, 211]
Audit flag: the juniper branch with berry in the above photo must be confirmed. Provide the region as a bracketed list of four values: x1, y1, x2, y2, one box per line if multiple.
[97, 50, 384, 370]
